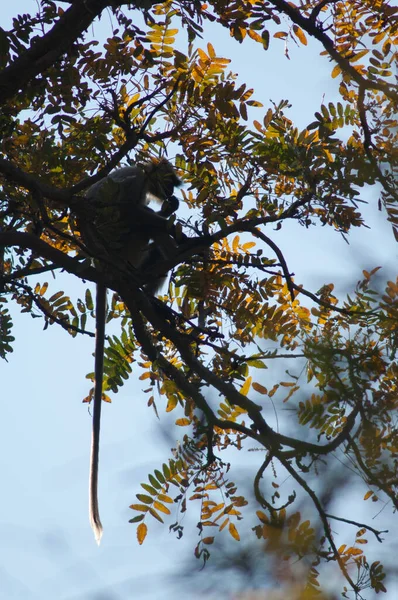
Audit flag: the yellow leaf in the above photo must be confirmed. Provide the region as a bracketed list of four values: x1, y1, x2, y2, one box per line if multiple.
[153, 501, 171, 515]
[256, 510, 269, 524]
[212, 57, 230, 67]
[274, 31, 288, 40]
[197, 47, 209, 62]
[346, 547, 363, 556]
[293, 25, 307, 46]
[296, 306, 311, 320]
[247, 29, 263, 44]
[166, 396, 178, 412]
[372, 31, 386, 44]
[40, 282, 49, 296]
[207, 43, 215, 58]
[349, 49, 369, 62]
[137, 522, 147, 545]
[219, 517, 229, 531]
[127, 93, 140, 107]
[331, 64, 341, 78]
[139, 372, 151, 380]
[157, 494, 173, 504]
[364, 490, 373, 500]
[175, 417, 191, 426]
[247, 359, 267, 369]
[229, 522, 240, 541]
[242, 241, 256, 251]
[225, 508, 240, 516]
[240, 376, 252, 396]
[232, 235, 240, 253]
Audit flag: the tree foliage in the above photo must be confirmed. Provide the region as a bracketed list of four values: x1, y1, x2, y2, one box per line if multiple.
[1, 1, 397, 597]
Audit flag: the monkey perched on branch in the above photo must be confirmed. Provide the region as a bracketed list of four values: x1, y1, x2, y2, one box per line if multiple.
[82, 159, 182, 276]
[80, 158, 182, 544]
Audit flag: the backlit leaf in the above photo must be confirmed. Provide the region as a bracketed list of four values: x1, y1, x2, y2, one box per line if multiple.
[228, 522, 240, 541]
[137, 523, 147, 545]
[240, 376, 252, 396]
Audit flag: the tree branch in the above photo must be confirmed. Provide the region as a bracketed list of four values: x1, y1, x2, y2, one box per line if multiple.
[0, 231, 98, 284]
[0, 1, 160, 104]
[11, 280, 95, 337]
[325, 512, 387, 543]
[269, 0, 398, 103]
[278, 453, 360, 593]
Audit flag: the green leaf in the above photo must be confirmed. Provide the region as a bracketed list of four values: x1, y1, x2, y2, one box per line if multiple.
[136, 494, 154, 505]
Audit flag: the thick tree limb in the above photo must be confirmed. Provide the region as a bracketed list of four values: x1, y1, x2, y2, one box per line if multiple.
[0, 1, 160, 104]
[0, 231, 98, 284]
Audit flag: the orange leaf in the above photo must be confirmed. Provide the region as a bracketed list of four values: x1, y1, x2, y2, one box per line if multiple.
[137, 522, 147, 545]
[293, 25, 307, 46]
[229, 522, 240, 541]
[139, 372, 151, 380]
[202, 536, 214, 544]
[219, 517, 229, 531]
[268, 384, 279, 397]
[197, 48, 209, 62]
[252, 382, 267, 395]
[256, 510, 269, 524]
[175, 417, 191, 426]
[274, 31, 288, 40]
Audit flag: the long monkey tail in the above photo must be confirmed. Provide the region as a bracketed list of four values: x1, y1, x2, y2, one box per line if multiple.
[89, 283, 107, 545]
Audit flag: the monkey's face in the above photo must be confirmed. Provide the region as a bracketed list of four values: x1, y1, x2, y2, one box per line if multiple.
[147, 159, 182, 201]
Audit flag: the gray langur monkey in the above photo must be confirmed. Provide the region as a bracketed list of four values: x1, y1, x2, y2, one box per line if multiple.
[82, 159, 182, 544]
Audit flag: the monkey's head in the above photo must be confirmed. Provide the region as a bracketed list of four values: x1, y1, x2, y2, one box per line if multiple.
[143, 158, 182, 202]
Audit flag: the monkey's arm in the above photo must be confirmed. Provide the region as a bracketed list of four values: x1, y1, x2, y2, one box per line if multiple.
[89, 283, 106, 545]
[128, 201, 178, 229]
